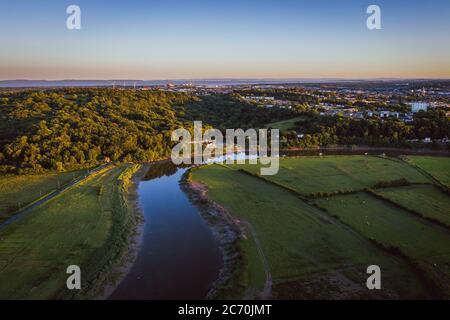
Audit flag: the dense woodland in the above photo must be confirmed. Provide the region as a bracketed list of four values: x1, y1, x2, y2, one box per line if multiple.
[0, 89, 293, 174]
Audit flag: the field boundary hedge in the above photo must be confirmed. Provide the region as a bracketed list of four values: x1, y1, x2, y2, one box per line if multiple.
[366, 189, 450, 230]
[313, 199, 446, 299]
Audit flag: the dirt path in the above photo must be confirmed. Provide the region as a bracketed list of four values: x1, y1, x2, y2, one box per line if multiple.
[242, 221, 272, 299]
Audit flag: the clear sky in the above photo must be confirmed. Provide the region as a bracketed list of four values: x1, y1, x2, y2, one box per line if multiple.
[0, 0, 449, 80]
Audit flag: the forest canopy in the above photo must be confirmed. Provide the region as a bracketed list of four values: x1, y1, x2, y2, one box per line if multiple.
[0, 88, 293, 174]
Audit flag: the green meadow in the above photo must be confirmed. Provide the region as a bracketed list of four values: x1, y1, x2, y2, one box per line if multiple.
[375, 185, 450, 228]
[265, 117, 306, 133]
[237, 155, 430, 196]
[407, 156, 450, 187]
[315, 193, 450, 296]
[0, 164, 138, 299]
[0, 170, 86, 223]
[192, 163, 433, 299]
[191, 155, 450, 299]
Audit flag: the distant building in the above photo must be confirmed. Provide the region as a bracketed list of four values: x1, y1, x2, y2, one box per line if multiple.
[379, 111, 399, 118]
[379, 111, 390, 118]
[348, 112, 364, 119]
[399, 113, 414, 122]
[366, 110, 400, 119]
[409, 102, 429, 113]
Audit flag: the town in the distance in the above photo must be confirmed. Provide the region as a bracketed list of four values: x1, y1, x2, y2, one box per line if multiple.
[94, 79, 450, 147]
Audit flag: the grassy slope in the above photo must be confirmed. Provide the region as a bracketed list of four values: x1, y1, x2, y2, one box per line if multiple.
[407, 156, 450, 187]
[0, 164, 136, 299]
[237, 156, 430, 195]
[265, 117, 306, 133]
[375, 185, 450, 228]
[192, 164, 429, 299]
[315, 193, 450, 296]
[0, 170, 87, 222]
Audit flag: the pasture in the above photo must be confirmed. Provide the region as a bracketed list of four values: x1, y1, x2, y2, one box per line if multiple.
[315, 192, 450, 296]
[191, 155, 450, 298]
[0, 164, 136, 299]
[192, 164, 432, 299]
[236, 155, 430, 195]
[0, 170, 86, 223]
[407, 156, 450, 187]
[375, 185, 450, 228]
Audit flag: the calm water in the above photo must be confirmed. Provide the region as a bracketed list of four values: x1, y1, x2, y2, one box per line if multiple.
[109, 164, 222, 299]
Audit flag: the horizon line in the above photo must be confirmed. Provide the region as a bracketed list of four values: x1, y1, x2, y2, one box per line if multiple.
[2, 77, 450, 82]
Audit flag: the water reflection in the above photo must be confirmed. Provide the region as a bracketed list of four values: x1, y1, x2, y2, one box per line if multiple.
[109, 165, 222, 300]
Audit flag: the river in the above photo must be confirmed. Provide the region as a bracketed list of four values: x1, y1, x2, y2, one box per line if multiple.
[109, 163, 222, 299]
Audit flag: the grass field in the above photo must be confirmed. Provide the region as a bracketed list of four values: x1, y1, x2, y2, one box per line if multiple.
[375, 185, 450, 228]
[0, 170, 86, 223]
[407, 156, 450, 187]
[192, 164, 432, 299]
[265, 117, 306, 133]
[237, 156, 431, 196]
[315, 193, 450, 296]
[191, 155, 450, 299]
[0, 164, 138, 299]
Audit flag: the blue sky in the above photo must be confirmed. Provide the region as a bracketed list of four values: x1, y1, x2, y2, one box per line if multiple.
[0, 0, 449, 79]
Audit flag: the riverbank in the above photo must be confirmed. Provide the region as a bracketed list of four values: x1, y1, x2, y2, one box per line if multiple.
[180, 168, 247, 299]
[99, 164, 148, 299]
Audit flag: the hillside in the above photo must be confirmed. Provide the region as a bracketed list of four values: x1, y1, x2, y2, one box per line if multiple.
[0, 89, 293, 174]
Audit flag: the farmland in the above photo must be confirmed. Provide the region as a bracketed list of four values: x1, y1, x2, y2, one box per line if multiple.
[0, 164, 139, 299]
[375, 185, 450, 227]
[407, 156, 450, 187]
[190, 155, 450, 299]
[0, 170, 86, 223]
[237, 155, 430, 196]
[315, 193, 450, 296]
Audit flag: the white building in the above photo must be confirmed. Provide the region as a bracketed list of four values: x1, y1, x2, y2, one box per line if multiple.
[409, 102, 429, 113]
